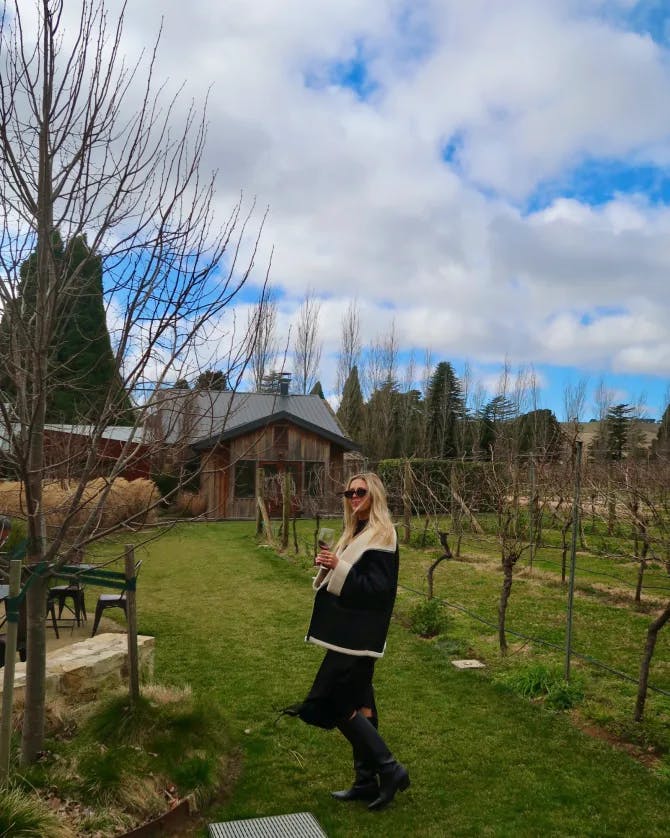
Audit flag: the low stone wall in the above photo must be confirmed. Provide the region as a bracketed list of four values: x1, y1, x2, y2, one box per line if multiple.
[0, 633, 155, 703]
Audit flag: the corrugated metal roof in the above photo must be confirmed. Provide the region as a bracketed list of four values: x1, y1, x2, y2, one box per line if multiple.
[0, 423, 148, 453]
[43, 424, 148, 443]
[154, 389, 356, 449]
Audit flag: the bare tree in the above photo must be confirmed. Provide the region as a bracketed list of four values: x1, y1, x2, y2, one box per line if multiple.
[293, 288, 322, 394]
[361, 320, 399, 459]
[335, 297, 361, 398]
[248, 281, 279, 391]
[0, 0, 265, 762]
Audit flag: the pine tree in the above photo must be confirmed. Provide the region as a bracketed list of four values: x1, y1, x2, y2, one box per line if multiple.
[425, 362, 465, 458]
[477, 394, 516, 458]
[337, 365, 364, 441]
[606, 403, 634, 460]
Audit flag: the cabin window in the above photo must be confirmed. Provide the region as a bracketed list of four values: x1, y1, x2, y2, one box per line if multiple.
[305, 461, 325, 496]
[234, 460, 256, 498]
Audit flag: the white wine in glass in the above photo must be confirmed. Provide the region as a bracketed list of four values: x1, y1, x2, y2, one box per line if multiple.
[317, 527, 335, 550]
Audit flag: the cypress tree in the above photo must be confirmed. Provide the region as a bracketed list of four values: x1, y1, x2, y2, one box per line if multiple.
[337, 365, 364, 441]
[310, 380, 325, 399]
[1, 234, 131, 423]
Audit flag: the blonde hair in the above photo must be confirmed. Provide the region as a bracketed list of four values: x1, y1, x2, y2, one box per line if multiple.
[335, 472, 396, 552]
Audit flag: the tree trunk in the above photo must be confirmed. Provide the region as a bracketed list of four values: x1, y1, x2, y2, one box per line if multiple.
[21, 576, 48, 764]
[634, 600, 670, 722]
[561, 519, 571, 584]
[281, 470, 290, 550]
[635, 558, 646, 605]
[498, 557, 514, 655]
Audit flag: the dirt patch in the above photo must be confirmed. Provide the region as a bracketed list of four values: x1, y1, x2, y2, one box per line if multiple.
[571, 713, 662, 769]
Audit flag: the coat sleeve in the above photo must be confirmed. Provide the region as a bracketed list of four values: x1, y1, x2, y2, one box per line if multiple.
[326, 547, 398, 610]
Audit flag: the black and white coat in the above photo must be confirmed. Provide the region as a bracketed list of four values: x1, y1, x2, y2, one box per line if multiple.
[305, 526, 399, 658]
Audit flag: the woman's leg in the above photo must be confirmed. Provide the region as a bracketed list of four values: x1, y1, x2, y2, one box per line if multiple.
[336, 712, 410, 810]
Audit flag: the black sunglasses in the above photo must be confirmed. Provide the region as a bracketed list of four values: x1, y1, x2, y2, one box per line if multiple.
[342, 488, 368, 499]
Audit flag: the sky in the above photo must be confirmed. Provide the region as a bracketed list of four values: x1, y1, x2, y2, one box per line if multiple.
[60, 1, 670, 419]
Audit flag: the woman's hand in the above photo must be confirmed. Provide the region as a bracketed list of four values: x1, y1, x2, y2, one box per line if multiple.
[316, 547, 339, 571]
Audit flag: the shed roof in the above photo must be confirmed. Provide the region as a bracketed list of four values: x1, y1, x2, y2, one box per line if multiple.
[153, 389, 359, 452]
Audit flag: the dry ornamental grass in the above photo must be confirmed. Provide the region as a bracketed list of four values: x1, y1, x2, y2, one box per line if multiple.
[0, 477, 159, 536]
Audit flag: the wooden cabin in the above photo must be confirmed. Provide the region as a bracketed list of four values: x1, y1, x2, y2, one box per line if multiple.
[152, 386, 359, 519]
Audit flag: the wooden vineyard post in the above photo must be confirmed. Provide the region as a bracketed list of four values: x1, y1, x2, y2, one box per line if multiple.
[0, 560, 22, 784]
[125, 545, 140, 703]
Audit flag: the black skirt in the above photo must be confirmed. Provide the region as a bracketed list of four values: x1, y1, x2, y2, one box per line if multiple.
[295, 650, 377, 729]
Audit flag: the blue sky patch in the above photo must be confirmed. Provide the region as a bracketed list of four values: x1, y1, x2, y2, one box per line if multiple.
[579, 306, 629, 326]
[616, 0, 669, 47]
[304, 40, 379, 102]
[524, 157, 670, 213]
[441, 131, 465, 167]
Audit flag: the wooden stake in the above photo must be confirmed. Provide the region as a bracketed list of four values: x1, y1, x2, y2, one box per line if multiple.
[125, 545, 140, 703]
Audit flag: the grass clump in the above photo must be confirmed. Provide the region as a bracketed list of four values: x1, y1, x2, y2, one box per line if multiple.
[11, 683, 233, 835]
[496, 663, 585, 710]
[0, 786, 71, 838]
[409, 597, 448, 638]
[79, 684, 231, 804]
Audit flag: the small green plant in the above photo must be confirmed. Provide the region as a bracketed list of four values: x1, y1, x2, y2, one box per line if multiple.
[497, 664, 584, 710]
[409, 597, 448, 638]
[546, 680, 585, 710]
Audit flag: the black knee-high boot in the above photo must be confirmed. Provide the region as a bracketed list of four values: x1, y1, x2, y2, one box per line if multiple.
[337, 712, 410, 810]
[331, 716, 379, 802]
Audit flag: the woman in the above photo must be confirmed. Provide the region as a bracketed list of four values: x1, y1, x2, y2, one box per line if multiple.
[287, 472, 410, 811]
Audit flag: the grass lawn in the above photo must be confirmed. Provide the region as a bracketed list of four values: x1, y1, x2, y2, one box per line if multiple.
[88, 522, 670, 837]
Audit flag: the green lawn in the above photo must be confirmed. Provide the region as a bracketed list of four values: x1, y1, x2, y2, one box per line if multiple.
[89, 522, 670, 837]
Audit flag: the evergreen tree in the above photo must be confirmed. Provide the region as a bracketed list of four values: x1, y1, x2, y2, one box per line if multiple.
[477, 394, 516, 458]
[2, 234, 131, 423]
[195, 369, 228, 390]
[363, 381, 400, 460]
[394, 388, 424, 457]
[606, 403, 634, 460]
[516, 409, 564, 458]
[337, 365, 364, 441]
[310, 380, 325, 399]
[425, 362, 465, 458]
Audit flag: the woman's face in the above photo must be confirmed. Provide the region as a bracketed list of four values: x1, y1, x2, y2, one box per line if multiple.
[348, 477, 371, 519]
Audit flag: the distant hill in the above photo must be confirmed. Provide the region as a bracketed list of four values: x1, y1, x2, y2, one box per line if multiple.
[560, 420, 659, 455]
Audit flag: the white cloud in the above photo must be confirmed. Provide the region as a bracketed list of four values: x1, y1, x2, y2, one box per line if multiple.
[22, 1, 670, 404]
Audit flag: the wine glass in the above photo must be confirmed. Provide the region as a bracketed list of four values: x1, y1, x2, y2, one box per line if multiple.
[316, 527, 335, 565]
[317, 527, 335, 550]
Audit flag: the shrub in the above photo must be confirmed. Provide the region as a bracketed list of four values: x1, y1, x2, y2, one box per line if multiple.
[409, 597, 448, 638]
